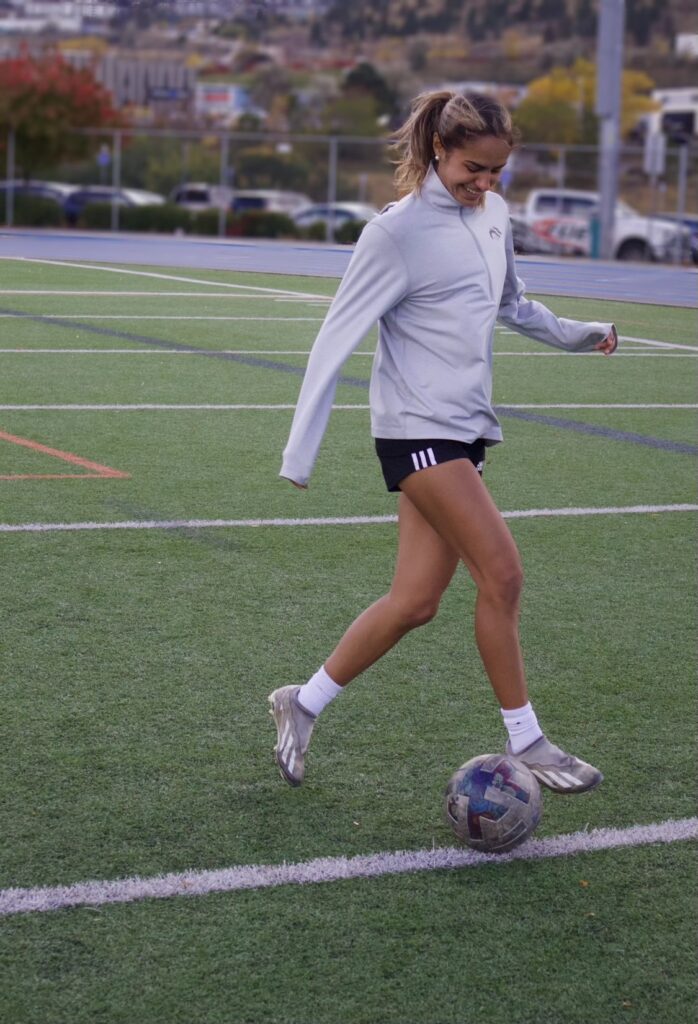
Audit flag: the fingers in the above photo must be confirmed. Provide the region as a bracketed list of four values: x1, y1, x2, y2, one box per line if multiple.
[280, 475, 308, 490]
[595, 324, 618, 356]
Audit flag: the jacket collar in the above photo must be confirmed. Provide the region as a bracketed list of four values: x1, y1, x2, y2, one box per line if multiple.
[421, 162, 481, 214]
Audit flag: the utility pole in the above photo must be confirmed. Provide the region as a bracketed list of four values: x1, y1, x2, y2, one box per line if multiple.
[595, 0, 625, 260]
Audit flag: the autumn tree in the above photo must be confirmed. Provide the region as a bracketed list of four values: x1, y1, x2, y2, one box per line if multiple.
[515, 58, 657, 145]
[0, 49, 120, 178]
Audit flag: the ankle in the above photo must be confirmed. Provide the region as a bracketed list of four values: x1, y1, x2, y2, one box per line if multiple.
[501, 702, 543, 754]
[297, 665, 343, 717]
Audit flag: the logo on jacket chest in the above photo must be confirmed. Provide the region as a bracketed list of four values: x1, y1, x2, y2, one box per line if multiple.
[489, 226, 503, 239]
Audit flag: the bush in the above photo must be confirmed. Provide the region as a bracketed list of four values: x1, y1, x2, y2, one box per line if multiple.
[301, 221, 328, 241]
[190, 208, 225, 236]
[77, 202, 191, 232]
[77, 202, 114, 229]
[335, 219, 367, 243]
[119, 203, 192, 233]
[73, 203, 301, 239]
[0, 195, 63, 227]
[227, 211, 299, 238]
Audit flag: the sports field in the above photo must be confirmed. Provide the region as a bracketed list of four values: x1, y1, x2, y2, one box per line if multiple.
[0, 255, 696, 1024]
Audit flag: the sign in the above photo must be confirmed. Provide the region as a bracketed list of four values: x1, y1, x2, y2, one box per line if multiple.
[643, 132, 666, 176]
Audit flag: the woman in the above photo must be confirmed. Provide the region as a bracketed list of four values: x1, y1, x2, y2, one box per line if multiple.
[269, 90, 617, 793]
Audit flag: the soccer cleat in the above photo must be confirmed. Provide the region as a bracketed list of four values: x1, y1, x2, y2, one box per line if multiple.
[268, 685, 317, 787]
[506, 734, 603, 794]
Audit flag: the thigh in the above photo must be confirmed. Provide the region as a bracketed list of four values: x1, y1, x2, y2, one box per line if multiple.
[389, 492, 460, 602]
[398, 458, 521, 590]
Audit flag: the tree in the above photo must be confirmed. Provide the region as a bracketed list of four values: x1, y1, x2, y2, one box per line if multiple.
[342, 62, 397, 119]
[514, 58, 657, 145]
[0, 49, 119, 178]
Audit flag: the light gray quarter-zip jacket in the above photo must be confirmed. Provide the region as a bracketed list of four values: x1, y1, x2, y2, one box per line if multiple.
[281, 165, 612, 487]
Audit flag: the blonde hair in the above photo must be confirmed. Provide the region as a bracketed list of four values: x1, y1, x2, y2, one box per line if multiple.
[392, 90, 516, 196]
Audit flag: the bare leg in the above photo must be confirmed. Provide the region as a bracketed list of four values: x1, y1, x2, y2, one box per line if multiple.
[400, 459, 527, 710]
[325, 493, 459, 684]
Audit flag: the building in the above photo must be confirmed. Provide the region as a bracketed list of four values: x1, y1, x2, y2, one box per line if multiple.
[0, 1, 117, 34]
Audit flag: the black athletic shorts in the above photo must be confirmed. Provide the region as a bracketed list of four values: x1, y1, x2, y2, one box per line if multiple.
[375, 437, 487, 493]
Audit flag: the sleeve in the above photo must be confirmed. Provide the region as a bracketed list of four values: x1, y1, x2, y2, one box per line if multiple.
[280, 222, 410, 487]
[497, 222, 613, 352]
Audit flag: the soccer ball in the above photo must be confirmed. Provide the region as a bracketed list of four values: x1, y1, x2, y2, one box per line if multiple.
[444, 753, 542, 854]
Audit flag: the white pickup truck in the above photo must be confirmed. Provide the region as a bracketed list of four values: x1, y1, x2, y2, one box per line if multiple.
[510, 188, 691, 262]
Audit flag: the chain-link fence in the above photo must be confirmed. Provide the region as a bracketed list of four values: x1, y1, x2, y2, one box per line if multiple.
[2, 127, 696, 259]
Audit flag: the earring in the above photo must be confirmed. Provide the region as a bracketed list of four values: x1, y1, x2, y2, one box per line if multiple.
[434, 154, 439, 162]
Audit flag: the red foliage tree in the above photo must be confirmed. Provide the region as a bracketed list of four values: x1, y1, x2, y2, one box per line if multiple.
[0, 48, 120, 177]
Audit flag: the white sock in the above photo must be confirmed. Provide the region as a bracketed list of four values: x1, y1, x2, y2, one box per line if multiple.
[501, 702, 543, 754]
[296, 665, 343, 718]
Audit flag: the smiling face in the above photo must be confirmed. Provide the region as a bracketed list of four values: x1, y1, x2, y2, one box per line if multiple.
[433, 133, 512, 207]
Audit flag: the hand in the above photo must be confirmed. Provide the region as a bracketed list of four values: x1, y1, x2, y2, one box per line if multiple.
[595, 324, 618, 356]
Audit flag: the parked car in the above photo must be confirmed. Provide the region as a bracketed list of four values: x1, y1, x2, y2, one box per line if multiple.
[509, 213, 560, 256]
[169, 184, 312, 218]
[64, 186, 165, 225]
[229, 190, 311, 215]
[513, 188, 692, 262]
[657, 212, 698, 264]
[0, 179, 76, 205]
[292, 201, 379, 229]
[169, 183, 234, 212]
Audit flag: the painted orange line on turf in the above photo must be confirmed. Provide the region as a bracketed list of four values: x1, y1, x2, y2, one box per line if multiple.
[0, 430, 130, 480]
[0, 473, 121, 481]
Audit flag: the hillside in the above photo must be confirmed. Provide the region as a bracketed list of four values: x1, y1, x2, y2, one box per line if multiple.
[314, 0, 697, 47]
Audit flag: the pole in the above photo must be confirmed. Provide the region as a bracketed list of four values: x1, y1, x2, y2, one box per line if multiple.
[218, 133, 229, 239]
[595, 0, 625, 260]
[326, 136, 338, 243]
[6, 129, 15, 228]
[111, 129, 122, 232]
[674, 143, 689, 264]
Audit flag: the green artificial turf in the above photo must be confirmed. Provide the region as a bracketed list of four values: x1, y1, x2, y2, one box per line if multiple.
[0, 257, 695, 1024]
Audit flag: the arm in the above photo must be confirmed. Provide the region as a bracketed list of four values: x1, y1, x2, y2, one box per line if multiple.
[497, 223, 615, 353]
[280, 222, 409, 487]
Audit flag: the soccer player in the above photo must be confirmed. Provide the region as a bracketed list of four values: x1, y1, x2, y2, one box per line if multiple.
[269, 90, 618, 793]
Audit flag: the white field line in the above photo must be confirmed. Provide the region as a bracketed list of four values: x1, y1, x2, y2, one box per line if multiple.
[491, 352, 698, 358]
[0, 403, 366, 411]
[0, 505, 696, 535]
[11, 257, 332, 301]
[0, 314, 324, 321]
[499, 330, 698, 353]
[0, 349, 336, 355]
[1, 816, 696, 917]
[0, 349, 695, 360]
[618, 334, 698, 352]
[0, 403, 695, 412]
[0, 291, 315, 299]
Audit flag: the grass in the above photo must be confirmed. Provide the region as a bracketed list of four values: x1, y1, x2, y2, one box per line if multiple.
[0, 256, 696, 1024]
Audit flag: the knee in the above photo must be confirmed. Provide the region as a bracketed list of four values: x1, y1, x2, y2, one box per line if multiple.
[391, 593, 442, 631]
[480, 558, 524, 610]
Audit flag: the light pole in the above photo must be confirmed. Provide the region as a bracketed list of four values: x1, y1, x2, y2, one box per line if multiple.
[595, 0, 625, 260]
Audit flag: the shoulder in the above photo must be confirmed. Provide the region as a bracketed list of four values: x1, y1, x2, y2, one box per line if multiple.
[367, 190, 423, 242]
[481, 194, 507, 223]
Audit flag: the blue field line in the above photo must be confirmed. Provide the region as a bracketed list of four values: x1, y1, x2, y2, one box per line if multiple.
[3, 305, 696, 455]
